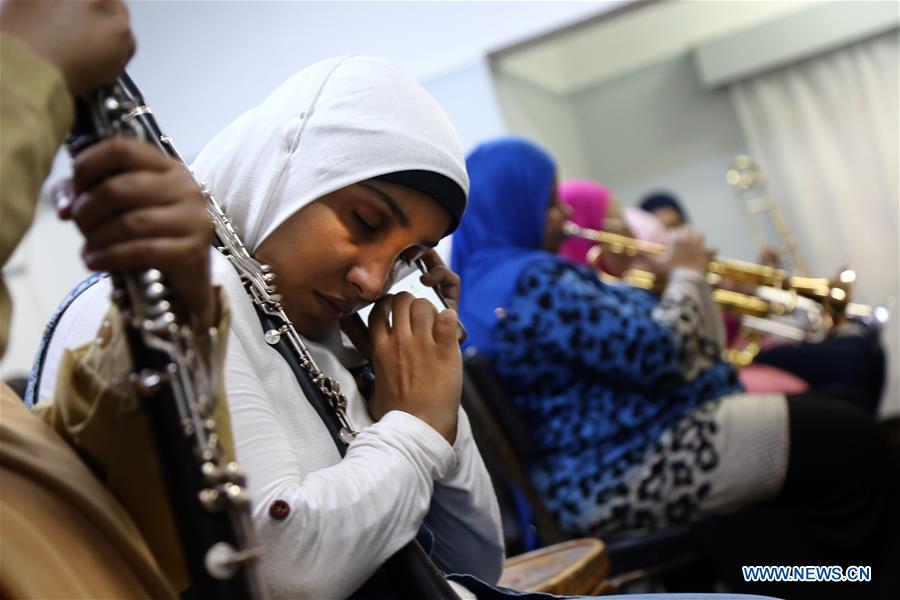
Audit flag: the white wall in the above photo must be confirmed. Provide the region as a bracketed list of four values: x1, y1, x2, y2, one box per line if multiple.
[496, 0, 823, 94]
[569, 53, 758, 262]
[492, 70, 593, 181]
[421, 58, 508, 153]
[494, 52, 759, 262]
[1, 201, 91, 378]
[124, 0, 616, 160]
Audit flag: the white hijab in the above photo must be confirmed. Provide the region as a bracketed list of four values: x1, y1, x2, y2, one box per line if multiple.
[187, 53, 471, 455]
[191, 55, 469, 253]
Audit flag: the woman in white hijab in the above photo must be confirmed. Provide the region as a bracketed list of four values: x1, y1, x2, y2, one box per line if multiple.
[32, 55, 504, 599]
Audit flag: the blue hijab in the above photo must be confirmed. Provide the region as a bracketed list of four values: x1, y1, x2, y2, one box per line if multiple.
[451, 138, 565, 357]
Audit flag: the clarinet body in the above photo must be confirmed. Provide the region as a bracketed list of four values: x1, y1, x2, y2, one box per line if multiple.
[68, 75, 264, 599]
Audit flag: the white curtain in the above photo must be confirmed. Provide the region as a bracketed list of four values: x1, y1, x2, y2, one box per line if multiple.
[731, 30, 900, 415]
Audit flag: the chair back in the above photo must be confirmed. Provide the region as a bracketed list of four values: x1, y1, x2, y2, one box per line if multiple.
[461, 351, 565, 553]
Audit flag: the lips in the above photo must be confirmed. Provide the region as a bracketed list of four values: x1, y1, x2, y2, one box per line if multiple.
[315, 292, 354, 318]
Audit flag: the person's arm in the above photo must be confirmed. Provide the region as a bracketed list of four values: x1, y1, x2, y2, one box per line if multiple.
[424, 407, 505, 583]
[0, 0, 134, 353]
[31, 132, 223, 589]
[649, 227, 726, 378]
[348, 252, 505, 583]
[224, 331, 459, 598]
[0, 35, 73, 352]
[653, 268, 727, 379]
[372, 271, 503, 580]
[0, 35, 72, 265]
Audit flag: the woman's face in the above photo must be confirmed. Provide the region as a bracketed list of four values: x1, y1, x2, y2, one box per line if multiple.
[255, 180, 451, 337]
[651, 206, 685, 230]
[541, 181, 571, 252]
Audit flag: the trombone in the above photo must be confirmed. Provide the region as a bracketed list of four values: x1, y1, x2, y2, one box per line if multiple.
[726, 155, 808, 276]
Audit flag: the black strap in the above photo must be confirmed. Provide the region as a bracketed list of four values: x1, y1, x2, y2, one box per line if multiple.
[257, 308, 350, 456]
[25, 272, 110, 408]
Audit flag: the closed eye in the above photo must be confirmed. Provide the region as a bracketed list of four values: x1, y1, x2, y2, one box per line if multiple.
[353, 211, 378, 232]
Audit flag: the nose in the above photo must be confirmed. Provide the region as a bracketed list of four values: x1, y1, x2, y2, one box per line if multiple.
[347, 255, 394, 303]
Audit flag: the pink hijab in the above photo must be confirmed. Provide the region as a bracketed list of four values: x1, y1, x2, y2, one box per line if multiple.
[557, 179, 611, 265]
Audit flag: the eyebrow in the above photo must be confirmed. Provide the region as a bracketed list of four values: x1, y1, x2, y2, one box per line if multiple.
[358, 183, 409, 227]
[358, 182, 440, 248]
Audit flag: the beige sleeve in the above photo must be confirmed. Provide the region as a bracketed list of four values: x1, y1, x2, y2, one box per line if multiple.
[0, 34, 74, 355]
[653, 268, 726, 380]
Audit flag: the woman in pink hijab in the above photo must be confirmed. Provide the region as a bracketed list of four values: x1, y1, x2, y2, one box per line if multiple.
[558, 179, 634, 277]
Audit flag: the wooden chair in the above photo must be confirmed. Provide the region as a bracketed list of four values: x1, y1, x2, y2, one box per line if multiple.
[499, 538, 615, 595]
[460, 365, 564, 554]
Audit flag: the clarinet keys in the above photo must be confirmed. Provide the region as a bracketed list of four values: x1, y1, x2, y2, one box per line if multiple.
[132, 368, 164, 397]
[264, 324, 289, 345]
[199, 461, 252, 512]
[205, 542, 264, 581]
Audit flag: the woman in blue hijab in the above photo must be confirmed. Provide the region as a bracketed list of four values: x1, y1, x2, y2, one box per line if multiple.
[452, 138, 898, 600]
[454, 136, 745, 534]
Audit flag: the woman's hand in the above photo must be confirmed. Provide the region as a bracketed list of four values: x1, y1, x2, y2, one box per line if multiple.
[61, 138, 217, 330]
[367, 292, 462, 445]
[0, 0, 135, 97]
[758, 245, 782, 268]
[417, 249, 467, 343]
[664, 226, 710, 275]
[417, 249, 460, 311]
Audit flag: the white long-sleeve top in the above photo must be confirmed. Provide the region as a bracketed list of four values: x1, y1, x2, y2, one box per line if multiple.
[35, 251, 504, 599]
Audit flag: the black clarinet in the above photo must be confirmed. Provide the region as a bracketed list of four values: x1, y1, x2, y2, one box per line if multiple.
[67, 74, 265, 599]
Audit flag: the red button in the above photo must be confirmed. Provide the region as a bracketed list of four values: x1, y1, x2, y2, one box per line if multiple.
[269, 499, 290, 520]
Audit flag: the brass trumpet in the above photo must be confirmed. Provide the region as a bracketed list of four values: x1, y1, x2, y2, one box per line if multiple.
[563, 221, 871, 340]
[562, 220, 865, 326]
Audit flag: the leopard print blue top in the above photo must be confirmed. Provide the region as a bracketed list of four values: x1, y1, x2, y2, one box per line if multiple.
[492, 258, 741, 535]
